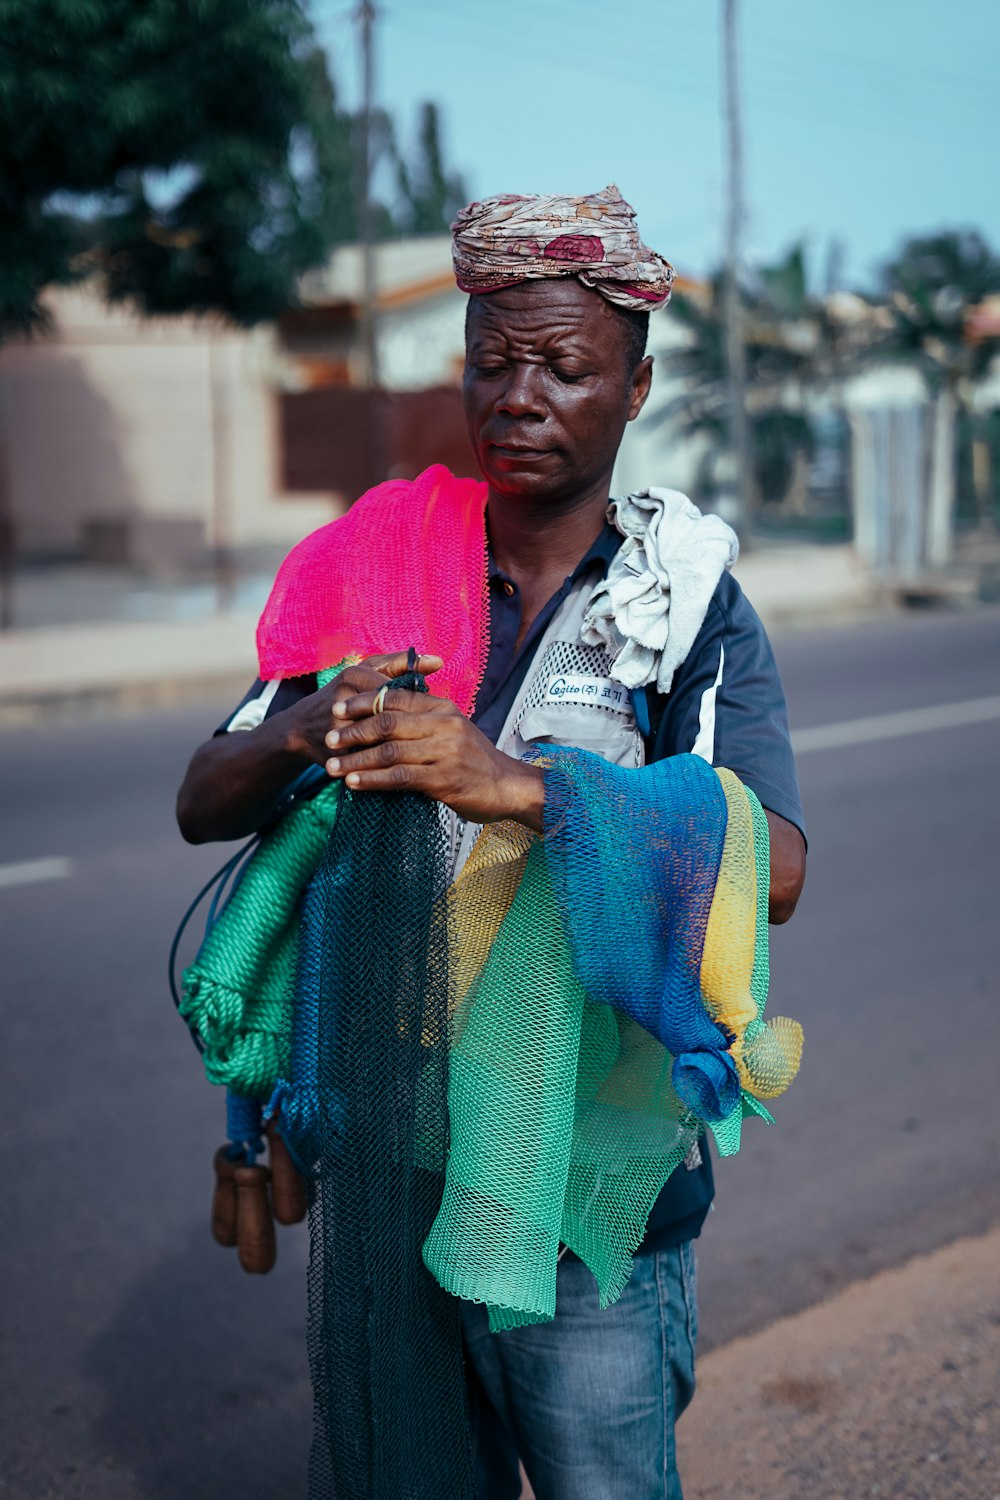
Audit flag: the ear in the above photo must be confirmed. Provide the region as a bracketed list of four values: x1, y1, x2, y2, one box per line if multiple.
[627, 355, 653, 422]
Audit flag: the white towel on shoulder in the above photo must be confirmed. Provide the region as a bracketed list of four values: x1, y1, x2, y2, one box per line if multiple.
[582, 488, 738, 694]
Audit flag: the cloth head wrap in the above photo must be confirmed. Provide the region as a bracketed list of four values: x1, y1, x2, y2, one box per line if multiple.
[451, 183, 674, 311]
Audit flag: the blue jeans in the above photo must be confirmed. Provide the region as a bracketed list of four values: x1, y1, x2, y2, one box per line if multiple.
[460, 1243, 698, 1500]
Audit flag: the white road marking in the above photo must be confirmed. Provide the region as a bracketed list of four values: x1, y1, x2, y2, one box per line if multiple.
[0, 699, 995, 883]
[0, 856, 74, 891]
[793, 694, 1000, 755]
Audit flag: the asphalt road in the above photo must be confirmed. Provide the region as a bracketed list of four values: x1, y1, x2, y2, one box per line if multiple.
[2, 605, 999, 1499]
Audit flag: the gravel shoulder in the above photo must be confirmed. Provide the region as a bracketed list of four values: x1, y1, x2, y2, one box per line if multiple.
[677, 1226, 1000, 1500]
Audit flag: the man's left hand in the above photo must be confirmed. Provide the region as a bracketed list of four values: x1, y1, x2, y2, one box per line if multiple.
[324, 684, 544, 832]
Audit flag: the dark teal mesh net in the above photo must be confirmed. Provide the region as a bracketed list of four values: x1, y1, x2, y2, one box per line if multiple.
[294, 671, 474, 1500]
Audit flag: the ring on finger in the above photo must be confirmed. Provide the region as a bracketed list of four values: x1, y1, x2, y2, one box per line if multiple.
[372, 684, 389, 716]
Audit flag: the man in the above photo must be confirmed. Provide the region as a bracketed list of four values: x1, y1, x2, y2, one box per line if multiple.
[177, 185, 806, 1500]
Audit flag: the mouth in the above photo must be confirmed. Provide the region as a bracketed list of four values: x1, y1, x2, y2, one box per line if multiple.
[489, 443, 554, 460]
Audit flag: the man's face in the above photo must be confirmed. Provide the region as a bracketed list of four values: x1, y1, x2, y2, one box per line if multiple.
[463, 280, 652, 504]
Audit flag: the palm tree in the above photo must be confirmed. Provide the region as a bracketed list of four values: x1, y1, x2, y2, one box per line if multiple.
[876, 232, 1000, 560]
[661, 232, 1000, 562]
[659, 245, 861, 516]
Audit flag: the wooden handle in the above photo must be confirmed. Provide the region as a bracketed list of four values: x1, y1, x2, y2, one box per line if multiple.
[268, 1123, 308, 1225]
[211, 1147, 239, 1248]
[234, 1163, 277, 1274]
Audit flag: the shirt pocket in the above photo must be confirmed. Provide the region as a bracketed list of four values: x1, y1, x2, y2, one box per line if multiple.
[516, 700, 644, 769]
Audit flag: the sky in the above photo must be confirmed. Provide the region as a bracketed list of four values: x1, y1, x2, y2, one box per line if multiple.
[309, 0, 999, 293]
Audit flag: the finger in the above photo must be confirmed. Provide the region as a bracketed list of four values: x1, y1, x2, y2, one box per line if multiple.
[340, 763, 425, 793]
[331, 666, 389, 700]
[331, 651, 440, 697]
[363, 651, 444, 680]
[325, 738, 435, 780]
[331, 685, 443, 722]
[325, 707, 432, 752]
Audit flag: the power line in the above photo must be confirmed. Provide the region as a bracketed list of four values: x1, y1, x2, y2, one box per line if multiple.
[331, 0, 999, 99]
[318, 0, 997, 122]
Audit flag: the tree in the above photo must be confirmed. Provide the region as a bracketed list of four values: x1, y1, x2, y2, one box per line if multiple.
[660, 230, 1000, 562]
[0, 0, 362, 620]
[660, 246, 852, 512]
[877, 231, 1000, 559]
[394, 103, 467, 238]
[0, 4, 470, 620]
[0, 5, 469, 329]
[0, 0, 361, 331]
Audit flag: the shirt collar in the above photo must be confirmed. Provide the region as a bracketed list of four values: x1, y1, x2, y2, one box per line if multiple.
[487, 517, 622, 584]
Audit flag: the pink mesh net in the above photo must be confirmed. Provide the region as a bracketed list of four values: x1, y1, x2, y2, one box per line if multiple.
[256, 465, 490, 716]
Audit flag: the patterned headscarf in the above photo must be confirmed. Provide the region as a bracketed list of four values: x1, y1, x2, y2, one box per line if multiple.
[451, 183, 674, 311]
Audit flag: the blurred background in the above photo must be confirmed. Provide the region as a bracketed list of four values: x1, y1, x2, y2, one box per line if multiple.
[1, 2, 998, 1497]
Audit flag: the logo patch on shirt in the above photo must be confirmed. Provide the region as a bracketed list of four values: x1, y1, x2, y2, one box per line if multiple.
[544, 674, 631, 713]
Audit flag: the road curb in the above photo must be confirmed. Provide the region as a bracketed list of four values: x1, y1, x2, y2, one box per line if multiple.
[0, 603, 888, 728]
[0, 672, 253, 727]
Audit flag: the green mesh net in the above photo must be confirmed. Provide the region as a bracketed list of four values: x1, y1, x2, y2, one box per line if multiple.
[179, 660, 351, 1099]
[179, 784, 340, 1098]
[424, 833, 697, 1329]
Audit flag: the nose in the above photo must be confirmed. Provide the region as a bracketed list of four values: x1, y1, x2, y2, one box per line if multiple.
[496, 363, 546, 421]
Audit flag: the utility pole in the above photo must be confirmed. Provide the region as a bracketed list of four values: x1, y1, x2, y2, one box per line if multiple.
[355, 0, 384, 490]
[357, 0, 379, 389]
[208, 328, 234, 614]
[0, 375, 13, 631]
[722, 0, 752, 538]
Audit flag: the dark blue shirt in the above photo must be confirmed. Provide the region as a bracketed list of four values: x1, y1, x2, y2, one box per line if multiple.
[471, 522, 624, 743]
[218, 524, 804, 1248]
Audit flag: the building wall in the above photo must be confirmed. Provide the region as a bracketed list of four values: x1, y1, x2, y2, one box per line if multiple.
[376, 291, 467, 392]
[0, 285, 335, 565]
[0, 275, 713, 568]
